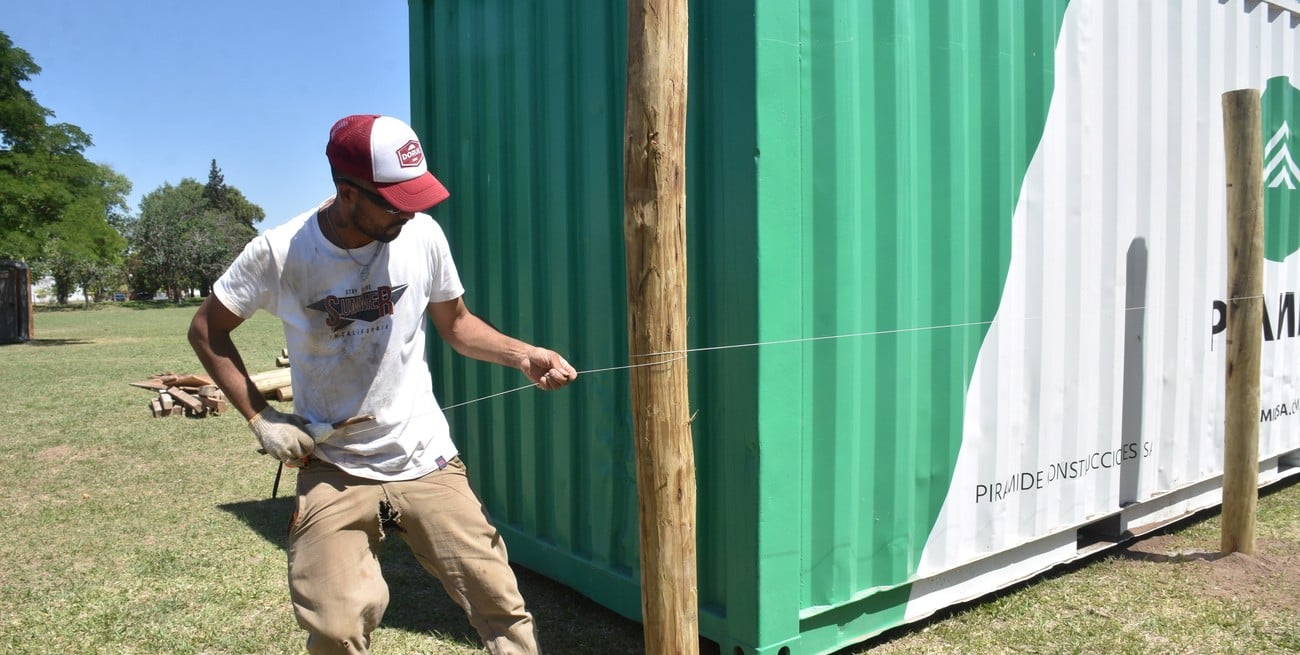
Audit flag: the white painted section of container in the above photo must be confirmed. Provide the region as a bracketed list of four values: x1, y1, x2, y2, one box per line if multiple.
[909, 0, 1300, 621]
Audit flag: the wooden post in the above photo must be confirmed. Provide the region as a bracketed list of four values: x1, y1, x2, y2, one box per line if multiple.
[623, 0, 698, 653]
[1221, 88, 1263, 556]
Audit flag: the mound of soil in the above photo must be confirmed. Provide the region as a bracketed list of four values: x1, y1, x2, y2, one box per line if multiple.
[1120, 534, 1300, 611]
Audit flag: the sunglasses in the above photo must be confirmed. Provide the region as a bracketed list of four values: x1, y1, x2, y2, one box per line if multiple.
[335, 178, 402, 215]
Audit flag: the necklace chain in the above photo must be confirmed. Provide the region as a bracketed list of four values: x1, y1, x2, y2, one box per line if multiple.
[323, 205, 384, 280]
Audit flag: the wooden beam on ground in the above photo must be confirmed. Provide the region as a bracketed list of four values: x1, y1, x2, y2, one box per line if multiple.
[249, 368, 292, 397]
[198, 386, 228, 415]
[623, 0, 698, 652]
[1222, 88, 1263, 555]
[158, 373, 214, 388]
[166, 386, 206, 416]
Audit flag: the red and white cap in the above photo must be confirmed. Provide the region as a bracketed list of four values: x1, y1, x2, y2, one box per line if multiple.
[326, 114, 450, 212]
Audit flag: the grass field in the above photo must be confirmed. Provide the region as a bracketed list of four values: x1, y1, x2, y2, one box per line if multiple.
[1, 302, 1297, 654]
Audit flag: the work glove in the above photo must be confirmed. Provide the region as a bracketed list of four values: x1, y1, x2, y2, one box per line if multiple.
[248, 406, 316, 464]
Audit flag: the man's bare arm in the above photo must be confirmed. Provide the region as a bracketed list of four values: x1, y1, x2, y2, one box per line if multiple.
[427, 297, 577, 390]
[188, 295, 269, 420]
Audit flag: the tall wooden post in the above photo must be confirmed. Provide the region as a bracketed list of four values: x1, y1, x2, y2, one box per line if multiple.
[623, 0, 698, 653]
[1221, 88, 1263, 556]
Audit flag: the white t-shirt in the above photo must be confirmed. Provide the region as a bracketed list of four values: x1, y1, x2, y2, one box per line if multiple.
[213, 203, 465, 481]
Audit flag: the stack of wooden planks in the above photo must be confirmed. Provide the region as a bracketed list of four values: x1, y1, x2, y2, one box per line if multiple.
[133, 356, 292, 418]
[131, 373, 229, 418]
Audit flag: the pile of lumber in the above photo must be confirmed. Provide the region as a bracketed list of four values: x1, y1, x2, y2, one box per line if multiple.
[131, 373, 229, 418]
[133, 351, 293, 418]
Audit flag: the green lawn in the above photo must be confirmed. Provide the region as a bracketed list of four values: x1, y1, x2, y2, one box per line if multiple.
[0, 303, 644, 655]
[0, 302, 1296, 654]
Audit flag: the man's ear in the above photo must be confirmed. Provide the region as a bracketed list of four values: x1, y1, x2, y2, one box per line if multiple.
[333, 180, 357, 205]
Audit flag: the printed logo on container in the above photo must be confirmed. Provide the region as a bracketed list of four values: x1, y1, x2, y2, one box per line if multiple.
[1263, 76, 1300, 261]
[1210, 79, 1300, 344]
[396, 141, 423, 168]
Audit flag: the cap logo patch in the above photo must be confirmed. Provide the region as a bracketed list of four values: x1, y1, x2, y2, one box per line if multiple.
[396, 140, 423, 168]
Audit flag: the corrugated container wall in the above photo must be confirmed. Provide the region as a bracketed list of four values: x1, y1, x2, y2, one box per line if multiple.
[410, 0, 762, 645]
[410, 1, 1300, 654]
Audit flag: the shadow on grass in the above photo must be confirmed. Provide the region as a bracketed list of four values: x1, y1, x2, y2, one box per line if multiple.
[217, 497, 295, 550]
[122, 300, 203, 310]
[1114, 549, 1223, 563]
[33, 299, 202, 312]
[218, 497, 650, 654]
[15, 338, 94, 347]
[32, 304, 99, 313]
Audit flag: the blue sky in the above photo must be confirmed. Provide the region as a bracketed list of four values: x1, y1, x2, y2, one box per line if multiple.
[4, 0, 412, 233]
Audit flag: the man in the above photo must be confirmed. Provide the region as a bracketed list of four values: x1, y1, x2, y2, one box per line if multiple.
[188, 114, 576, 655]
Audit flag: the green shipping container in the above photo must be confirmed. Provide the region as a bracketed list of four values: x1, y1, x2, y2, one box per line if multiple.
[411, 1, 1300, 653]
[410, 1, 1063, 653]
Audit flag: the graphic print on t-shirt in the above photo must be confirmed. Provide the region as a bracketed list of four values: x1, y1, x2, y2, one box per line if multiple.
[306, 284, 409, 331]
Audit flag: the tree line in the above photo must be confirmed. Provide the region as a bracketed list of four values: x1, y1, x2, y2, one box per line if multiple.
[0, 31, 262, 305]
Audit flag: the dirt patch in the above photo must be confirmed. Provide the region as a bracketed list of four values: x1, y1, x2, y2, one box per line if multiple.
[1119, 534, 1300, 612]
[34, 444, 112, 464]
[35, 444, 75, 462]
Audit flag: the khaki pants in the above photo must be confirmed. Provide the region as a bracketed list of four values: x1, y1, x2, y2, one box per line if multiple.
[288, 457, 539, 655]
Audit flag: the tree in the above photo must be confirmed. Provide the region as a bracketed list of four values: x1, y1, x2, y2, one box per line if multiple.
[0, 31, 52, 149]
[203, 159, 264, 230]
[131, 180, 208, 301]
[191, 202, 257, 296]
[0, 31, 131, 303]
[129, 173, 259, 302]
[202, 159, 227, 209]
[45, 190, 128, 305]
